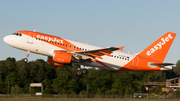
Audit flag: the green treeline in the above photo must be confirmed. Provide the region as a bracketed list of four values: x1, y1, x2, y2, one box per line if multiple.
[0, 57, 180, 95]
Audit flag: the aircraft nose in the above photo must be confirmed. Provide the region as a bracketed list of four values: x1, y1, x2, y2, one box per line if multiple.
[3, 35, 13, 44]
[3, 36, 8, 44]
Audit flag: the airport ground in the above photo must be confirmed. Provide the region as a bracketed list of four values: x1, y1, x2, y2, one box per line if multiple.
[0, 98, 180, 101]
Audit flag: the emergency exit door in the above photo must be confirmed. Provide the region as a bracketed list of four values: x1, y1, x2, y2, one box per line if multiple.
[27, 33, 34, 44]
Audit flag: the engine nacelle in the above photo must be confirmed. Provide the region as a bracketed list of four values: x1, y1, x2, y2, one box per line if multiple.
[53, 50, 73, 64]
[47, 56, 64, 66]
[47, 50, 78, 66]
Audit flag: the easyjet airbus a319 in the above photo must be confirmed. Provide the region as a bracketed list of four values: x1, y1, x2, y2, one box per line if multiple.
[3, 31, 176, 75]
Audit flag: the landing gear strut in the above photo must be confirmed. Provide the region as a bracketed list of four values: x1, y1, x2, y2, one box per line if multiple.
[23, 51, 30, 63]
[76, 65, 87, 76]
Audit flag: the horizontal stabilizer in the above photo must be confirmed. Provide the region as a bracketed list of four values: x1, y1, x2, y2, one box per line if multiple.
[160, 65, 173, 70]
[150, 63, 174, 66]
[148, 62, 174, 69]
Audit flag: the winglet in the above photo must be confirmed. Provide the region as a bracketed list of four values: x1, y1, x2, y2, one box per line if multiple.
[119, 46, 125, 51]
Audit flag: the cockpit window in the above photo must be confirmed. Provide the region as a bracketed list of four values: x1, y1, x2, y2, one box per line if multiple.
[12, 33, 22, 37]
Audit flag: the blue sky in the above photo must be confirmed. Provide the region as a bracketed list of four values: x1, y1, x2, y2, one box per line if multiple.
[0, 0, 180, 64]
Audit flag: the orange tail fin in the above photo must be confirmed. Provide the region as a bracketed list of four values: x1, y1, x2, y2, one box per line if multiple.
[138, 32, 176, 62]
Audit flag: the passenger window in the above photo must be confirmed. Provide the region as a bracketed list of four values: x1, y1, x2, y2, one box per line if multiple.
[127, 57, 129, 61]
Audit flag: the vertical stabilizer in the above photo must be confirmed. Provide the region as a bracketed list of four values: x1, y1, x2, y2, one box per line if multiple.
[138, 32, 176, 62]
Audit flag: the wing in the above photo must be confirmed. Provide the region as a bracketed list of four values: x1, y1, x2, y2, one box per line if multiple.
[72, 46, 125, 60]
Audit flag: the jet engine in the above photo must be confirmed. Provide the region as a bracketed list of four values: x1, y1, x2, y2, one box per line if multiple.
[47, 50, 78, 66]
[47, 56, 64, 66]
[53, 50, 73, 64]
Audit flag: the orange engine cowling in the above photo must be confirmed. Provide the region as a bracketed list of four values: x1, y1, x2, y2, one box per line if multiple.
[47, 56, 64, 66]
[53, 50, 73, 64]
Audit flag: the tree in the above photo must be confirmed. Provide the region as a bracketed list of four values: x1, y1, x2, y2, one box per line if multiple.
[173, 60, 180, 77]
[11, 85, 22, 94]
[0, 58, 180, 95]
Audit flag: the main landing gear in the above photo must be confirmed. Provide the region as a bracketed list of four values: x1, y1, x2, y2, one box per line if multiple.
[23, 51, 30, 63]
[76, 66, 87, 76]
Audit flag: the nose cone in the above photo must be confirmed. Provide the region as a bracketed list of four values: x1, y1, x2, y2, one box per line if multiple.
[3, 35, 13, 45]
[3, 36, 8, 44]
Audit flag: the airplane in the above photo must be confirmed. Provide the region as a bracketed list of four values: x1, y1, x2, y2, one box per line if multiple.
[3, 31, 176, 75]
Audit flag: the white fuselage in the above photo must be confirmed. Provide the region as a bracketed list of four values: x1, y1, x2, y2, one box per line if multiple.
[4, 34, 136, 70]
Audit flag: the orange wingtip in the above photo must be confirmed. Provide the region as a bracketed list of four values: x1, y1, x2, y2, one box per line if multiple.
[119, 46, 125, 51]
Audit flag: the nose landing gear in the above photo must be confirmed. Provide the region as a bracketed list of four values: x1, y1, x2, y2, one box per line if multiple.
[23, 51, 30, 63]
[23, 58, 28, 63]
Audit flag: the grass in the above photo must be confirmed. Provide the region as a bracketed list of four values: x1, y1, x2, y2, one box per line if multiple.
[0, 98, 180, 101]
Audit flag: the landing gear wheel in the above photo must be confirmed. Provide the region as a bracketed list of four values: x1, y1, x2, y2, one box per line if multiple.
[82, 69, 87, 75]
[76, 70, 82, 76]
[23, 51, 30, 63]
[23, 58, 28, 63]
